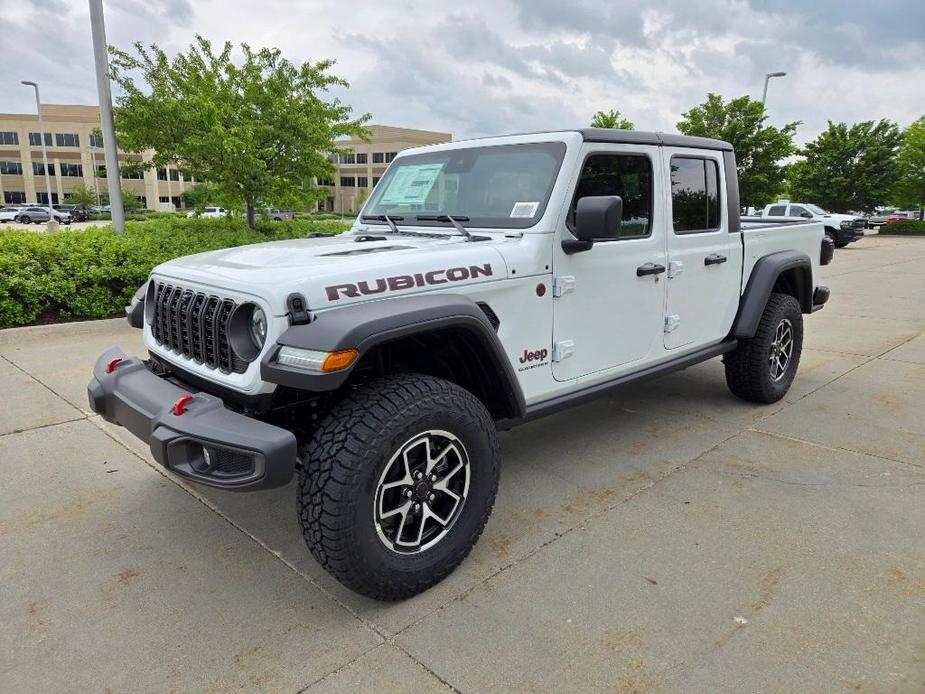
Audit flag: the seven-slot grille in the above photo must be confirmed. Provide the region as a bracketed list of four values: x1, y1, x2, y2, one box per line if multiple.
[151, 282, 248, 374]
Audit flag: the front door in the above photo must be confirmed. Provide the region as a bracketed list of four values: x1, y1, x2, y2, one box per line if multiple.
[662, 148, 742, 349]
[552, 145, 667, 381]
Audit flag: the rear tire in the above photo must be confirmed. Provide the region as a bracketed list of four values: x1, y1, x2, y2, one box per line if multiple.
[724, 292, 803, 404]
[20, 216, 31, 224]
[298, 373, 500, 600]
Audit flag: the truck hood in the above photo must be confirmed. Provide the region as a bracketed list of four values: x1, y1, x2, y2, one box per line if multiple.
[151, 233, 510, 314]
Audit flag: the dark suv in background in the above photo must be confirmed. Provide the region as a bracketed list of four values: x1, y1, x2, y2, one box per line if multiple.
[55, 204, 90, 222]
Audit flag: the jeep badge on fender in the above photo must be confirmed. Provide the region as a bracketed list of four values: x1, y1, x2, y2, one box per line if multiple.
[89, 128, 830, 601]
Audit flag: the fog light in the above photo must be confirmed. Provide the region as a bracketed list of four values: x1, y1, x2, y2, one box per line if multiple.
[190, 445, 214, 473]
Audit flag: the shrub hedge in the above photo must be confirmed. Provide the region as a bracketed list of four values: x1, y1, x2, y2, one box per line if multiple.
[880, 219, 925, 235]
[0, 216, 350, 328]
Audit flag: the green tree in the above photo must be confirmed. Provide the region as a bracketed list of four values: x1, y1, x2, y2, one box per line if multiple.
[180, 183, 216, 211]
[789, 120, 902, 213]
[109, 35, 369, 227]
[677, 93, 799, 208]
[64, 183, 97, 207]
[892, 116, 925, 214]
[590, 109, 634, 129]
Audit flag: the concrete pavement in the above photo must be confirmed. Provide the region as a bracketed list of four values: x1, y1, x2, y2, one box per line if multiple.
[1, 235, 924, 692]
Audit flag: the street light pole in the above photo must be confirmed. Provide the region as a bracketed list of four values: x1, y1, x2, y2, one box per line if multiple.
[20, 81, 57, 231]
[88, 0, 125, 232]
[761, 71, 787, 107]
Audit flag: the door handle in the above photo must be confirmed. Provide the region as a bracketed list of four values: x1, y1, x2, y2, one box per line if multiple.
[636, 262, 667, 277]
[704, 254, 727, 266]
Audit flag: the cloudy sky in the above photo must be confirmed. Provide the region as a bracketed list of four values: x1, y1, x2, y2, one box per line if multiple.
[2, 0, 923, 143]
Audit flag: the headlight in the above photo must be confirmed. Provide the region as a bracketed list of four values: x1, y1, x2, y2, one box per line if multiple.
[250, 306, 267, 349]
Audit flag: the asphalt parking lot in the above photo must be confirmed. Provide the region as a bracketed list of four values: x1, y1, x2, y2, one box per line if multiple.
[1, 235, 924, 693]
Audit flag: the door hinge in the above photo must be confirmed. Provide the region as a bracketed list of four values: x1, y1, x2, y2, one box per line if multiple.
[552, 340, 575, 362]
[664, 314, 681, 333]
[667, 260, 684, 279]
[552, 275, 576, 298]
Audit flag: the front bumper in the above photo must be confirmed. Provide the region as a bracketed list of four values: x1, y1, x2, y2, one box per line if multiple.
[88, 348, 297, 490]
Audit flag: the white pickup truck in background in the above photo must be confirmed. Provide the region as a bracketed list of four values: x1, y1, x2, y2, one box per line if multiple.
[743, 201, 866, 248]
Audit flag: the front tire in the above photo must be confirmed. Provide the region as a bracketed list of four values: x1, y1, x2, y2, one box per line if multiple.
[298, 373, 500, 600]
[724, 292, 803, 403]
[20, 216, 31, 224]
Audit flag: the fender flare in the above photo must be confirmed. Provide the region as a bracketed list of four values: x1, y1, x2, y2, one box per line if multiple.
[261, 293, 526, 419]
[731, 251, 813, 339]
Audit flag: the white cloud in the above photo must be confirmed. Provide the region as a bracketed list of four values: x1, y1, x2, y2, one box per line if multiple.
[2, 0, 923, 144]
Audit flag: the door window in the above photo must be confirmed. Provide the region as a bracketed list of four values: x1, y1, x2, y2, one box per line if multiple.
[788, 205, 808, 217]
[670, 156, 721, 233]
[568, 154, 652, 239]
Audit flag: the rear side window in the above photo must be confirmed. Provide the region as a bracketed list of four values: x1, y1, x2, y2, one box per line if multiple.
[788, 205, 807, 217]
[569, 154, 652, 239]
[767, 205, 786, 216]
[670, 156, 721, 233]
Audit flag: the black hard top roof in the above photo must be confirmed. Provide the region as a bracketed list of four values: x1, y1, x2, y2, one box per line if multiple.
[578, 128, 733, 151]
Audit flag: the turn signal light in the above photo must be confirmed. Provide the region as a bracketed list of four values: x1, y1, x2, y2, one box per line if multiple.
[321, 349, 359, 372]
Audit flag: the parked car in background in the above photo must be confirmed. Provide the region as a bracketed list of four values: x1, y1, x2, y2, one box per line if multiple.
[14, 206, 72, 225]
[55, 204, 90, 222]
[0, 206, 23, 222]
[265, 208, 294, 221]
[743, 201, 865, 248]
[90, 205, 111, 214]
[885, 211, 921, 224]
[187, 206, 229, 219]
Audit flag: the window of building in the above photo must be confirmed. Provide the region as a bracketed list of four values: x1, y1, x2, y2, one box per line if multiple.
[0, 161, 24, 175]
[340, 176, 355, 187]
[159, 196, 170, 203]
[569, 154, 653, 239]
[171, 196, 181, 209]
[670, 156, 720, 233]
[372, 176, 381, 186]
[157, 168, 167, 181]
[327, 153, 338, 164]
[29, 132, 52, 147]
[55, 133, 80, 147]
[317, 177, 334, 186]
[169, 169, 180, 181]
[32, 162, 55, 176]
[120, 166, 144, 180]
[357, 176, 369, 188]
[340, 153, 356, 164]
[95, 165, 107, 178]
[384, 151, 398, 163]
[137, 196, 147, 207]
[4, 191, 26, 204]
[89, 133, 104, 148]
[372, 152, 385, 164]
[60, 163, 83, 177]
[0, 132, 19, 145]
[767, 204, 786, 216]
[35, 192, 60, 205]
[356, 153, 368, 164]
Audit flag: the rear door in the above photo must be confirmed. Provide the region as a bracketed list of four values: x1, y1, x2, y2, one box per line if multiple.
[552, 144, 667, 381]
[663, 149, 742, 350]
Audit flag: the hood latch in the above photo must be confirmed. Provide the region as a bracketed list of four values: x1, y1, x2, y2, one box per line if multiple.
[287, 293, 311, 325]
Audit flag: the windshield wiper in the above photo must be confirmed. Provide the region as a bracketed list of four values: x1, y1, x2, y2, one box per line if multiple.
[415, 214, 488, 242]
[360, 214, 404, 234]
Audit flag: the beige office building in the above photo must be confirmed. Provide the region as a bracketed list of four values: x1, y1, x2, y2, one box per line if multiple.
[0, 107, 450, 211]
[0, 104, 195, 209]
[321, 125, 452, 213]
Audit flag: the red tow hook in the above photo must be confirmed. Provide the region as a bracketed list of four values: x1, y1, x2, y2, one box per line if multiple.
[172, 394, 194, 416]
[105, 357, 124, 373]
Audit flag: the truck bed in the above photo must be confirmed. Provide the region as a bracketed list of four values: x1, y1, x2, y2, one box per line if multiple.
[739, 220, 825, 292]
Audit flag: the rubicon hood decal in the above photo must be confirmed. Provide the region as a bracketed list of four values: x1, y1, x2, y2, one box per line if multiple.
[325, 263, 494, 301]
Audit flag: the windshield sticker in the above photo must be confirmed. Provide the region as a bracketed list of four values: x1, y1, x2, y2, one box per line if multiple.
[510, 201, 539, 218]
[379, 163, 444, 206]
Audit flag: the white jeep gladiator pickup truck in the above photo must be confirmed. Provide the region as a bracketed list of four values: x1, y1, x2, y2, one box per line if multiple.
[742, 201, 865, 248]
[89, 129, 832, 600]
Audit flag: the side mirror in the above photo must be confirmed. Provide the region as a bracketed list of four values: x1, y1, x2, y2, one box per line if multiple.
[563, 195, 623, 254]
[800, 211, 813, 218]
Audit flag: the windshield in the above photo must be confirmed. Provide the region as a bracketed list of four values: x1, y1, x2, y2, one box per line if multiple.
[805, 204, 829, 214]
[361, 142, 566, 229]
